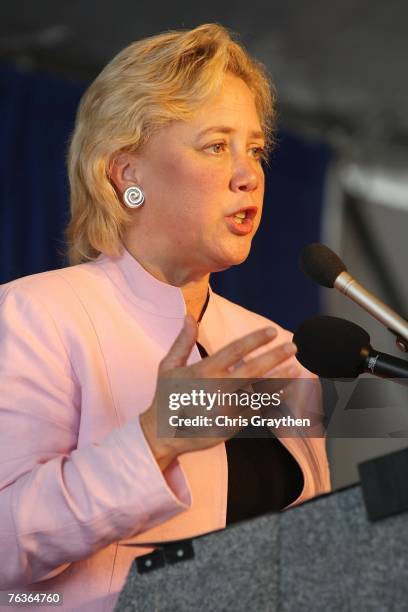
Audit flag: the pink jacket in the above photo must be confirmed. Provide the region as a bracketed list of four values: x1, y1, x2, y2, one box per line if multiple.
[0, 249, 330, 611]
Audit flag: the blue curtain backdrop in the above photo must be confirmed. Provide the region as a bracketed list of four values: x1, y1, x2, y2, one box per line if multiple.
[0, 65, 331, 331]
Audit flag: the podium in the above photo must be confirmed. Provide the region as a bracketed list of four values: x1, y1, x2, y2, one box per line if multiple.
[115, 448, 408, 612]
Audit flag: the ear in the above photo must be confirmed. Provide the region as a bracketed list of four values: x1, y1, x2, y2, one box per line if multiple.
[109, 151, 141, 194]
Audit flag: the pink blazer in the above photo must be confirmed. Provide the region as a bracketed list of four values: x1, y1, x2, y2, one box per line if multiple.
[0, 249, 331, 611]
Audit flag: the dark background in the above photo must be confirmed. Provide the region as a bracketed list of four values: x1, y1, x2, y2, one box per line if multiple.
[1, 0, 407, 332]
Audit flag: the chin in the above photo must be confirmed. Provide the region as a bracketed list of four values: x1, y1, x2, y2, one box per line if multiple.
[212, 246, 252, 271]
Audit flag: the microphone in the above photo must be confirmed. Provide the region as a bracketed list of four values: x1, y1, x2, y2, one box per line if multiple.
[293, 315, 408, 380]
[299, 243, 408, 349]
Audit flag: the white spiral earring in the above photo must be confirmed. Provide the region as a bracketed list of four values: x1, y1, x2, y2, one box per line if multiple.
[123, 185, 145, 209]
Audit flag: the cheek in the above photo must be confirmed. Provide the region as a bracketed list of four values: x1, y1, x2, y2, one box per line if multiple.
[158, 155, 210, 189]
[257, 172, 265, 205]
[178, 157, 225, 190]
[162, 158, 226, 216]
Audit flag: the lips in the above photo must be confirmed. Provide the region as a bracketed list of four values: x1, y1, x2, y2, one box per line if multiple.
[225, 206, 258, 236]
[227, 205, 258, 221]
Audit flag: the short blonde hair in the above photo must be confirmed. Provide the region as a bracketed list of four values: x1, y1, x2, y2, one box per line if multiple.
[66, 23, 275, 264]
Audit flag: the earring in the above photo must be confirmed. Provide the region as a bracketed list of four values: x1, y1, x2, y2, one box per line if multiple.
[123, 185, 145, 209]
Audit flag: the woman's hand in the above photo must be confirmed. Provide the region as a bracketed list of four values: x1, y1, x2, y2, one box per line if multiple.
[139, 314, 300, 471]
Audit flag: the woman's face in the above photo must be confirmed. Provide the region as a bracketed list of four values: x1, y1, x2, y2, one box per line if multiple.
[125, 74, 266, 277]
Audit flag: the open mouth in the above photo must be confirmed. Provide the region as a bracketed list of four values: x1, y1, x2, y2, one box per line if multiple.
[225, 206, 258, 235]
[232, 211, 247, 224]
[228, 206, 257, 222]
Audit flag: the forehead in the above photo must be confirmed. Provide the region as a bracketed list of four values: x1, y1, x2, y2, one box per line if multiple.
[192, 74, 261, 129]
[189, 74, 263, 136]
[144, 75, 265, 151]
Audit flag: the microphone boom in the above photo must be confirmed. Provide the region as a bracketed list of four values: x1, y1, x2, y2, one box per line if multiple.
[300, 244, 408, 348]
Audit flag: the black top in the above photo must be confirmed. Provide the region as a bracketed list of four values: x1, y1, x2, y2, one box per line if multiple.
[196, 341, 304, 525]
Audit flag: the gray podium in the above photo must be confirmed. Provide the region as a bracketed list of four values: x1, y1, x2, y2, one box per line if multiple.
[115, 447, 408, 612]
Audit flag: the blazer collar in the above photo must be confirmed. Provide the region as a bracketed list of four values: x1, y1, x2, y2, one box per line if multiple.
[97, 247, 217, 327]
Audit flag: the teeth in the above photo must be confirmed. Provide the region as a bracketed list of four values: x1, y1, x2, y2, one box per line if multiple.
[232, 211, 246, 224]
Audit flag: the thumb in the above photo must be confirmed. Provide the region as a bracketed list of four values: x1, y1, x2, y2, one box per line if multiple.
[160, 314, 198, 372]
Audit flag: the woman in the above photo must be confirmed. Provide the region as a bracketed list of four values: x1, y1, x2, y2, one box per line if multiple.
[0, 23, 330, 611]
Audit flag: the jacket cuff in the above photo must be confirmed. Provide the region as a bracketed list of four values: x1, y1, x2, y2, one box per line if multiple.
[114, 417, 192, 527]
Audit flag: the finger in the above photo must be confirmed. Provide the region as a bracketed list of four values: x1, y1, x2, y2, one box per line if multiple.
[263, 358, 301, 378]
[204, 327, 277, 373]
[230, 342, 297, 379]
[160, 314, 198, 372]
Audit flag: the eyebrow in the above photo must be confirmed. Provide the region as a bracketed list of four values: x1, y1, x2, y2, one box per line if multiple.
[197, 125, 265, 140]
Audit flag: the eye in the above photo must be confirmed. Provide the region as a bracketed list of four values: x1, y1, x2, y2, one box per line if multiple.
[205, 142, 226, 154]
[249, 146, 267, 162]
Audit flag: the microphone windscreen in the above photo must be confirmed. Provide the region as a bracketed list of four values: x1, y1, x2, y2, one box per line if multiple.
[293, 315, 370, 377]
[299, 243, 347, 288]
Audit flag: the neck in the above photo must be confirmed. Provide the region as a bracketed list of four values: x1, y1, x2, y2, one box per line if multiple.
[123, 240, 210, 322]
[181, 279, 210, 322]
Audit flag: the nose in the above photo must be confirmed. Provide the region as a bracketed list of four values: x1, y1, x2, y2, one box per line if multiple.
[230, 154, 262, 193]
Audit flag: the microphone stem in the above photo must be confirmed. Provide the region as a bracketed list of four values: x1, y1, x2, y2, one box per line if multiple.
[335, 272, 408, 343]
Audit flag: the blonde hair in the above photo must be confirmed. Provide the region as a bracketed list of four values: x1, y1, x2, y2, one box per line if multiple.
[66, 23, 276, 264]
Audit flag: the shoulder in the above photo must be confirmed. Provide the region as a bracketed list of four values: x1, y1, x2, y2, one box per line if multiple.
[209, 290, 293, 343]
[0, 259, 107, 310]
[0, 261, 111, 353]
[208, 293, 317, 380]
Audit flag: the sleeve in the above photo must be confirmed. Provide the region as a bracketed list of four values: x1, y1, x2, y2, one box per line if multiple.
[0, 285, 191, 588]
